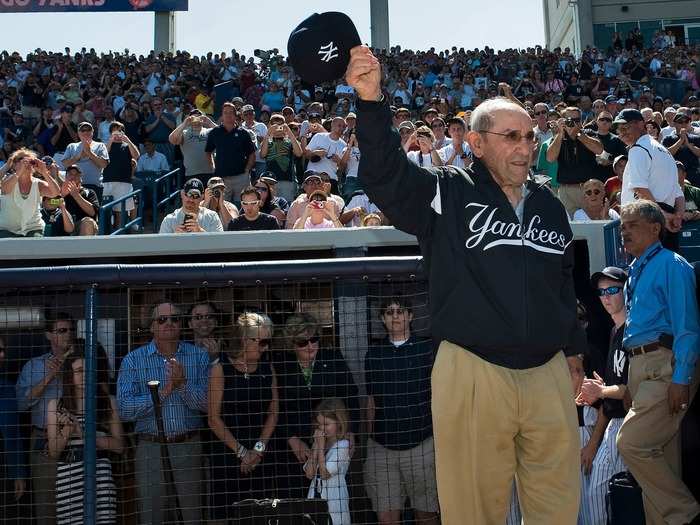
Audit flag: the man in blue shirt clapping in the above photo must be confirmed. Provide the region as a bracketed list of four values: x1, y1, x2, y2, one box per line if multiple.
[617, 199, 700, 525]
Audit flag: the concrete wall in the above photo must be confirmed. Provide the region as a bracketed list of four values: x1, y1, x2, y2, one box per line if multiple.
[544, 0, 576, 50]
[591, 0, 700, 24]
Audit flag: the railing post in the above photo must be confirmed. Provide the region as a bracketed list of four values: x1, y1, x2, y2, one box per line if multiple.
[83, 285, 99, 525]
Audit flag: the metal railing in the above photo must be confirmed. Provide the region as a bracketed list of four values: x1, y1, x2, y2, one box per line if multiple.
[133, 168, 183, 232]
[603, 219, 628, 268]
[98, 189, 145, 235]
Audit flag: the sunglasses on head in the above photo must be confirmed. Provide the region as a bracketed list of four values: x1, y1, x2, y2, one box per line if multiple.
[294, 335, 320, 347]
[597, 286, 622, 297]
[585, 188, 602, 196]
[155, 315, 179, 325]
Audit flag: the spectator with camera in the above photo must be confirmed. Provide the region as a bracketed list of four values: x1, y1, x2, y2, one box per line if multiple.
[0, 148, 61, 238]
[438, 117, 471, 168]
[159, 178, 223, 234]
[61, 121, 109, 202]
[285, 171, 345, 229]
[546, 107, 604, 216]
[41, 195, 75, 236]
[102, 121, 140, 229]
[253, 176, 287, 225]
[50, 107, 78, 154]
[205, 102, 256, 203]
[305, 116, 347, 194]
[168, 109, 216, 186]
[293, 190, 343, 229]
[227, 186, 280, 231]
[203, 176, 238, 227]
[406, 126, 442, 168]
[260, 114, 303, 202]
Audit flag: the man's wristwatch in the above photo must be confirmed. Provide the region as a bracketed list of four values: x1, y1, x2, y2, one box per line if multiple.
[253, 441, 266, 455]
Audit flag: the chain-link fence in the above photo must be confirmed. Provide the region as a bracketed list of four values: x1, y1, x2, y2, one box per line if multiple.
[0, 257, 440, 525]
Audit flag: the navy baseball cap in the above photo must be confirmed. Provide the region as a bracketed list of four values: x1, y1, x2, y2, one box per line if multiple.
[613, 109, 644, 125]
[287, 12, 362, 85]
[591, 266, 628, 287]
[604, 95, 617, 103]
[183, 178, 204, 197]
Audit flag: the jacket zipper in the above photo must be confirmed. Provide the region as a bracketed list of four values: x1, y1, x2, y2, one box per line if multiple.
[520, 180, 543, 342]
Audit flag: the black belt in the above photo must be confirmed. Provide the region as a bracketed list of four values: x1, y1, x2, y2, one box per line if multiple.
[627, 341, 665, 357]
[138, 430, 198, 444]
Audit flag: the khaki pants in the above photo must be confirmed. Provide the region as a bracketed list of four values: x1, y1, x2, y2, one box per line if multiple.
[558, 183, 584, 218]
[617, 348, 700, 525]
[431, 342, 580, 525]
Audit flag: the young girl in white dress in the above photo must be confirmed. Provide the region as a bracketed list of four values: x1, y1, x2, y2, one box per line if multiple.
[305, 398, 351, 525]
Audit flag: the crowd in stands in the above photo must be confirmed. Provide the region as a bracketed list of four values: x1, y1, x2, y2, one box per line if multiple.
[0, 36, 698, 236]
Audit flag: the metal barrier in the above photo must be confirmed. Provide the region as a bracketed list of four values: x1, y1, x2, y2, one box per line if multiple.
[0, 257, 426, 525]
[133, 168, 183, 232]
[98, 189, 145, 235]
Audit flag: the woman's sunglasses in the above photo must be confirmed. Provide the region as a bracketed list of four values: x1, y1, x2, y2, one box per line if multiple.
[155, 315, 180, 325]
[294, 336, 320, 347]
[585, 189, 602, 196]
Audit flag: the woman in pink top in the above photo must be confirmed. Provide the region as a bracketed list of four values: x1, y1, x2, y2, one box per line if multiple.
[293, 191, 342, 229]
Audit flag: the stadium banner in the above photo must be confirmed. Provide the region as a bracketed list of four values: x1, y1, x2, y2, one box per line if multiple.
[0, 0, 188, 13]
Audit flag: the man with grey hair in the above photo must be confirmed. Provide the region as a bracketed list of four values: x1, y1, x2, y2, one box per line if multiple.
[348, 45, 585, 524]
[616, 200, 700, 525]
[117, 300, 209, 525]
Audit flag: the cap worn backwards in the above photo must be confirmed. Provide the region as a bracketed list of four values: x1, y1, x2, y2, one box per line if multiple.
[287, 12, 362, 85]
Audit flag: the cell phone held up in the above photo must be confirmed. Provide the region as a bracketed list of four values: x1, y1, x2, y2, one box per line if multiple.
[183, 213, 194, 224]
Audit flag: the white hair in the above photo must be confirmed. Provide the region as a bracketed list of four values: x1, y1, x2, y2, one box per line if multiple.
[470, 97, 528, 133]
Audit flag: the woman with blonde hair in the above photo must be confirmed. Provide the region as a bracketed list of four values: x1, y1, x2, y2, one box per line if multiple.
[0, 148, 61, 237]
[207, 311, 278, 524]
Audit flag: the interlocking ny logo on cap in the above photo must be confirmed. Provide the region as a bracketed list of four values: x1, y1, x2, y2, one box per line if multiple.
[318, 42, 339, 63]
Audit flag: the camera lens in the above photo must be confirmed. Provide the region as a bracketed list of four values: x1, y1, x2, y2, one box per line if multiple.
[214, 190, 221, 198]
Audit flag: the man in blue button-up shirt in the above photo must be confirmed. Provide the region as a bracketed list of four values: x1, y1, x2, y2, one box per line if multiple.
[616, 200, 700, 525]
[117, 300, 209, 525]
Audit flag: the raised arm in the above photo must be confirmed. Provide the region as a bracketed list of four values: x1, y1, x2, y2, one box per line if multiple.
[347, 46, 439, 236]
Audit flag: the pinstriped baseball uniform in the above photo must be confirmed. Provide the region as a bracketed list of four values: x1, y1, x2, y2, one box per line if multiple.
[581, 326, 629, 525]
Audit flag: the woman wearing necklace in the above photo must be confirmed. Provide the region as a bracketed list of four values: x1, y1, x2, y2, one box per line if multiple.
[207, 312, 278, 524]
[274, 312, 360, 500]
[46, 346, 123, 524]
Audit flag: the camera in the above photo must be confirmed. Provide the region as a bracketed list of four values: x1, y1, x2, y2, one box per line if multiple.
[565, 118, 576, 128]
[213, 189, 221, 199]
[49, 198, 63, 207]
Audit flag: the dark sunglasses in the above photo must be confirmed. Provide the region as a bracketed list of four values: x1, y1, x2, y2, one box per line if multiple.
[192, 314, 214, 321]
[534, 111, 548, 116]
[597, 117, 613, 123]
[155, 315, 180, 325]
[51, 327, 70, 334]
[294, 336, 320, 347]
[585, 189, 602, 196]
[597, 286, 622, 297]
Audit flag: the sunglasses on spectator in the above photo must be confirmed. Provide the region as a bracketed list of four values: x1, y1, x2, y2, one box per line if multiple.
[597, 286, 622, 297]
[155, 315, 180, 325]
[185, 191, 202, 199]
[241, 200, 259, 206]
[192, 314, 214, 321]
[249, 337, 271, 347]
[254, 186, 268, 192]
[50, 327, 70, 334]
[431, 123, 445, 129]
[598, 117, 613, 122]
[294, 336, 320, 347]
[481, 130, 536, 144]
[585, 189, 602, 196]
[534, 111, 547, 116]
